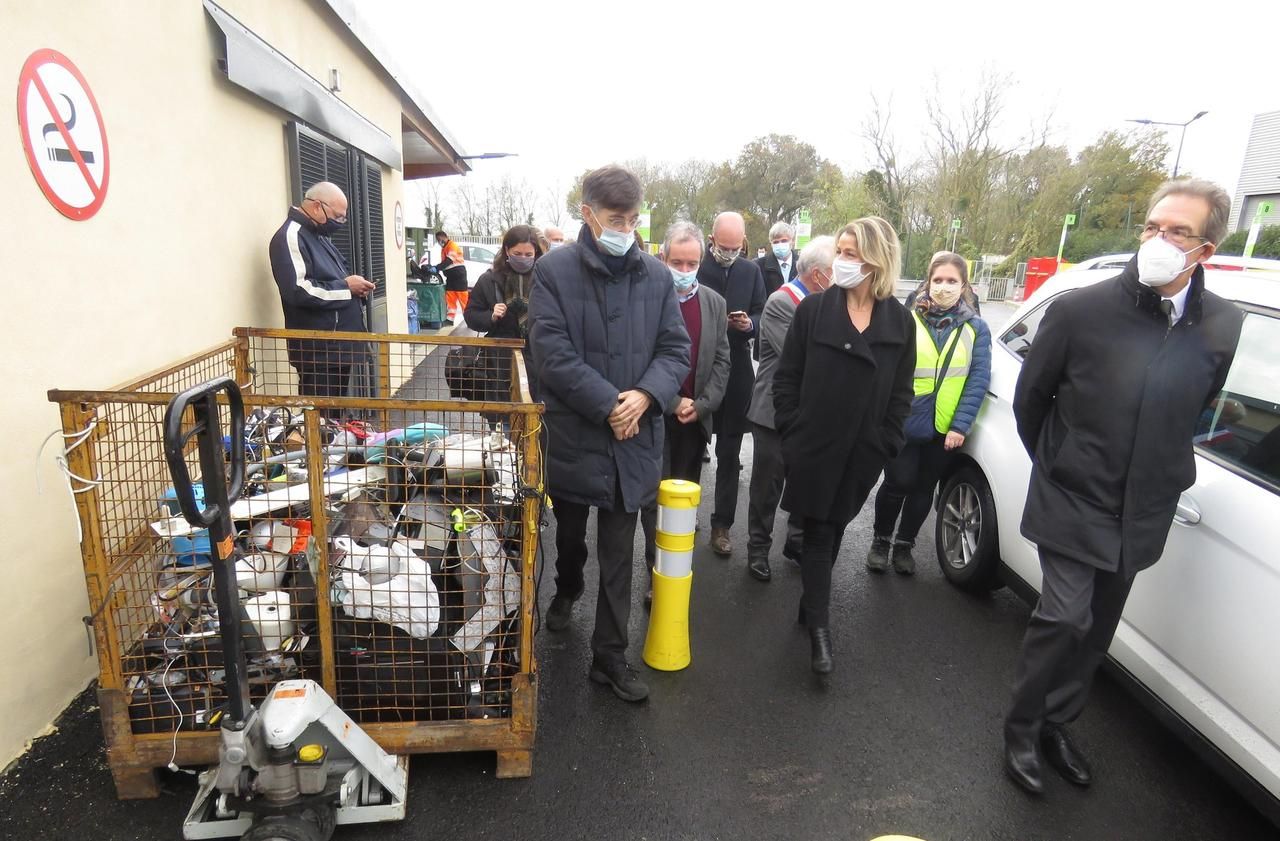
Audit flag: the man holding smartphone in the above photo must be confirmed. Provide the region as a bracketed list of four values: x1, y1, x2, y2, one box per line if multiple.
[696, 211, 767, 557]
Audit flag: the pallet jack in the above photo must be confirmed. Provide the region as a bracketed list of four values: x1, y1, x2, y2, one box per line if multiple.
[163, 378, 407, 841]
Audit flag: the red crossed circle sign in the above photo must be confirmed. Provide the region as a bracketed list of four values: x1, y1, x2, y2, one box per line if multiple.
[17, 49, 110, 220]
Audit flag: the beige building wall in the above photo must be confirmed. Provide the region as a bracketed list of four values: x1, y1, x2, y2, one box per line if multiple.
[0, 0, 410, 768]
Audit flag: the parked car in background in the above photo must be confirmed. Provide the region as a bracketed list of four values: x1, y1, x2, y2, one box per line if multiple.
[423, 240, 499, 288]
[1066, 253, 1280, 273]
[933, 267, 1280, 822]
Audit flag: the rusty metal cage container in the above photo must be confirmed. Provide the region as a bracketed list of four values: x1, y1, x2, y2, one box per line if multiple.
[48, 327, 543, 799]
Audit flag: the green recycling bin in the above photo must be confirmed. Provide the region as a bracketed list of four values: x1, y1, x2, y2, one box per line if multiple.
[407, 278, 446, 330]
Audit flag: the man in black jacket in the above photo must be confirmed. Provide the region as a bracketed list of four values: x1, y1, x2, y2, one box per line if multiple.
[268, 181, 374, 398]
[528, 165, 690, 703]
[697, 211, 766, 557]
[1003, 179, 1243, 796]
[755, 221, 799, 298]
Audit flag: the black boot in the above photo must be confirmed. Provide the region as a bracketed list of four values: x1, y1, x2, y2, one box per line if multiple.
[809, 627, 833, 674]
[866, 535, 891, 572]
[891, 538, 916, 575]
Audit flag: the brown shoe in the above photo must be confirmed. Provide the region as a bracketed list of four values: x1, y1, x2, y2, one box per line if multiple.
[710, 526, 732, 556]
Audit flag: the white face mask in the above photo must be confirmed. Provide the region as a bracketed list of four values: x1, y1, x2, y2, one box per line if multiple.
[830, 258, 867, 289]
[586, 208, 634, 257]
[1137, 235, 1207, 287]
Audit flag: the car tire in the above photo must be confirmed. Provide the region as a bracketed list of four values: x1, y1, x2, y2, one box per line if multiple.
[934, 465, 1003, 593]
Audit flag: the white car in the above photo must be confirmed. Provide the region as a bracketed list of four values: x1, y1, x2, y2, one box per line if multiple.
[423, 241, 500, 288]
[934, 267, 1280, 821]
[1066, 253, 1280, 273]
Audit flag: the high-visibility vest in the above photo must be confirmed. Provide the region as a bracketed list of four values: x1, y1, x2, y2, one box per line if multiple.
[912, 311, 975, 434]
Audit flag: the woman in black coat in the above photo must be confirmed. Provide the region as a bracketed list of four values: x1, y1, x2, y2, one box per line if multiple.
[464, 224, 544, 416]
[773, 217, 915, 673]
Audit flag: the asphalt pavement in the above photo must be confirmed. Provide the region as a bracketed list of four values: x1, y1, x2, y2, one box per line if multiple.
[3, 301, 1276, 840]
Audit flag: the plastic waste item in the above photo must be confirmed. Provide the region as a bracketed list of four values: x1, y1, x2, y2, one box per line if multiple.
[449, 518, 519, 654]
[439, 434, 491, 485]
[160, 484, 211, 566]
[363, 422, 449, 462]
[243, 591, 294, 651]
[339, 554, 440, 638]
[235, 551, 291, 592]
[397, 495, 454, 552]
[332, 536, 410, 584]
[247, 519, 311, 555]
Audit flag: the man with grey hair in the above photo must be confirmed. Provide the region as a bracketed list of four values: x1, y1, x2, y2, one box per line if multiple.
[268, 181, 374, 399]
[1003, 178, 1242, 795]
[640, 221, 731, 597]
[756, 221, 799, 298]
[697, 211, 767, 556]
[743, 235, 834, 581]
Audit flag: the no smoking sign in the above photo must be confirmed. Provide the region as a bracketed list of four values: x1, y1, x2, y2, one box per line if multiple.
[17, 49, 110, 220]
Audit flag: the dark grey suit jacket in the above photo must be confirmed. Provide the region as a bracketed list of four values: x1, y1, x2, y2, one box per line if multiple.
[667, 285, 731, 442]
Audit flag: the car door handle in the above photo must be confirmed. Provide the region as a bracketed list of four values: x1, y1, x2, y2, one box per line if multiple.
[1174, 494, 1201, 525]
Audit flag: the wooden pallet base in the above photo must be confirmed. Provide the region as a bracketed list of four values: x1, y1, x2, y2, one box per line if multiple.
[100, 672, 537, 799]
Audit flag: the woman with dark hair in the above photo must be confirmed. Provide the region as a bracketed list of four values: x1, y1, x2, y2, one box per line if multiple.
[868, 251, 991, 575]
[464, 224, 544, 407]
[772, 216, 916, 674]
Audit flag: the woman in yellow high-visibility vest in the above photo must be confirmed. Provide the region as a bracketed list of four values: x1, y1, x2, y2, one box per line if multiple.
[869, 251, 992, 574]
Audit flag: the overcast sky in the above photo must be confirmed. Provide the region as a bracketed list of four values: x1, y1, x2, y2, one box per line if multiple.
[358, 0, 1277, 230]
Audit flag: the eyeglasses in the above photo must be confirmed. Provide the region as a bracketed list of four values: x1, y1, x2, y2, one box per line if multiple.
[311, 198, 347, 224]
[1141, 223, 1205, 247]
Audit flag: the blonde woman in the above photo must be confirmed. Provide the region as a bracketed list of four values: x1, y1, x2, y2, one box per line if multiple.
[772, 217, 916, 673]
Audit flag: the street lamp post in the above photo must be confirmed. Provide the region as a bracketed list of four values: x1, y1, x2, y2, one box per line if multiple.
[1127, 112, 1208, 177]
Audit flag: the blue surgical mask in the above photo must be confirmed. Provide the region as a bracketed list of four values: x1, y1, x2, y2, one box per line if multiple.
[587, 208, 634, 257]
[670, 267, 698, 292]
[772, 243, 791, 260]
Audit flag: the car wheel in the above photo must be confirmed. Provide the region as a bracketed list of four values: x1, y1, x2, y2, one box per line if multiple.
[935, 465, 1003, 593]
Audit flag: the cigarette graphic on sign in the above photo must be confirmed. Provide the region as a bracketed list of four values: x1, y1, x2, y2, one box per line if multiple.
[42, 93, 95, 164]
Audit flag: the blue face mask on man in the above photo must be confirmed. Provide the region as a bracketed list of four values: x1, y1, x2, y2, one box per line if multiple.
[586, 207, 635, 257]
[670, 266, 698, 292]
[772, 243, 791, 260]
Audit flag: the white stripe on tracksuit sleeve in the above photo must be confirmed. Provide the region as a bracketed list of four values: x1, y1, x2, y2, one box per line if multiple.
[286, 222, 351, 302]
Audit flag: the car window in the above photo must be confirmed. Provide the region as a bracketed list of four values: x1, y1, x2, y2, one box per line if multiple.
[467, 246, 495, 263]
[999, 298, 1057, 360]
[1195, 310, 1280, 492]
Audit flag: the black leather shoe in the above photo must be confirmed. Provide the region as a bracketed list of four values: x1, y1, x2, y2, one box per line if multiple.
[589, 659, 649, 702]
[748, 556, 772, 582]
[1041, 725, 1093, 786]
[782, 541, 803, 565]
[1004, 740, 1045, 795]
[545, 591, 579, 632]
[809, 627, 833, 674]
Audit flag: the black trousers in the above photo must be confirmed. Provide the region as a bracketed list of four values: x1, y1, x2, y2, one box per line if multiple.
[798, 517, 850, 629]
[1005, 546, 1136, 745]
[872, 434, 952, 544]
[551, 482, 640, 667]
[711, 431, 745, 528]
[296, 365, 350, 399]
[746, 422, 803, 562]
[641, 416, 706, 566]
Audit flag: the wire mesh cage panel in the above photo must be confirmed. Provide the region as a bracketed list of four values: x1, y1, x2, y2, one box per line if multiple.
[49, 329, 542, 799]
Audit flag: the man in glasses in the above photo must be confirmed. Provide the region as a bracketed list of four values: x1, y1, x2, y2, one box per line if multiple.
[268, 181, 374, 400]
[1002, 179, 1243, 796]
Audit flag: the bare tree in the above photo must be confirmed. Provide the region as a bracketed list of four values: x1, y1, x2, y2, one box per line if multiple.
[541, 179, 566, 227]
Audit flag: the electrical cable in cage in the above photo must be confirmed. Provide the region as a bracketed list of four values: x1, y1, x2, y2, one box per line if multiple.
[36, 417, 103, 546]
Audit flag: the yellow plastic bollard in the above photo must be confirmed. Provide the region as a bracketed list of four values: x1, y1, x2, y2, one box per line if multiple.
[643, 479, 700, 671]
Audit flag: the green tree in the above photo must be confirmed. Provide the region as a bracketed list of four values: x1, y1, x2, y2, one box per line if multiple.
[1217, 225, 1280, 258]
[719, 134, 833, 248]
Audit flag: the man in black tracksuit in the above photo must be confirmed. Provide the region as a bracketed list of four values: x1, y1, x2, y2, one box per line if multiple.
[268, 181, 374, 397]
[1003, 179, 1243, 796]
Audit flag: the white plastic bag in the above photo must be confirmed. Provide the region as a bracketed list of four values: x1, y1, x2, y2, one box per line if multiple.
[339, 551, 440, 639]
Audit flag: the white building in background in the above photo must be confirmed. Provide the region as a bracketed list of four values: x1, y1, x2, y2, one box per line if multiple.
[1228, 110, 1280, 232]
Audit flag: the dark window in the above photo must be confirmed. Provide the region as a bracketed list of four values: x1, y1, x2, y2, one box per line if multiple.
[287, 122, 386, 296]
[1195, 310, 1280, 493]
[999, 297, 1057, 360]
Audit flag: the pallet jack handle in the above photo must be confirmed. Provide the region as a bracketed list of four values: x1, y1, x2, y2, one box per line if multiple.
[162, 377, 252, 728]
